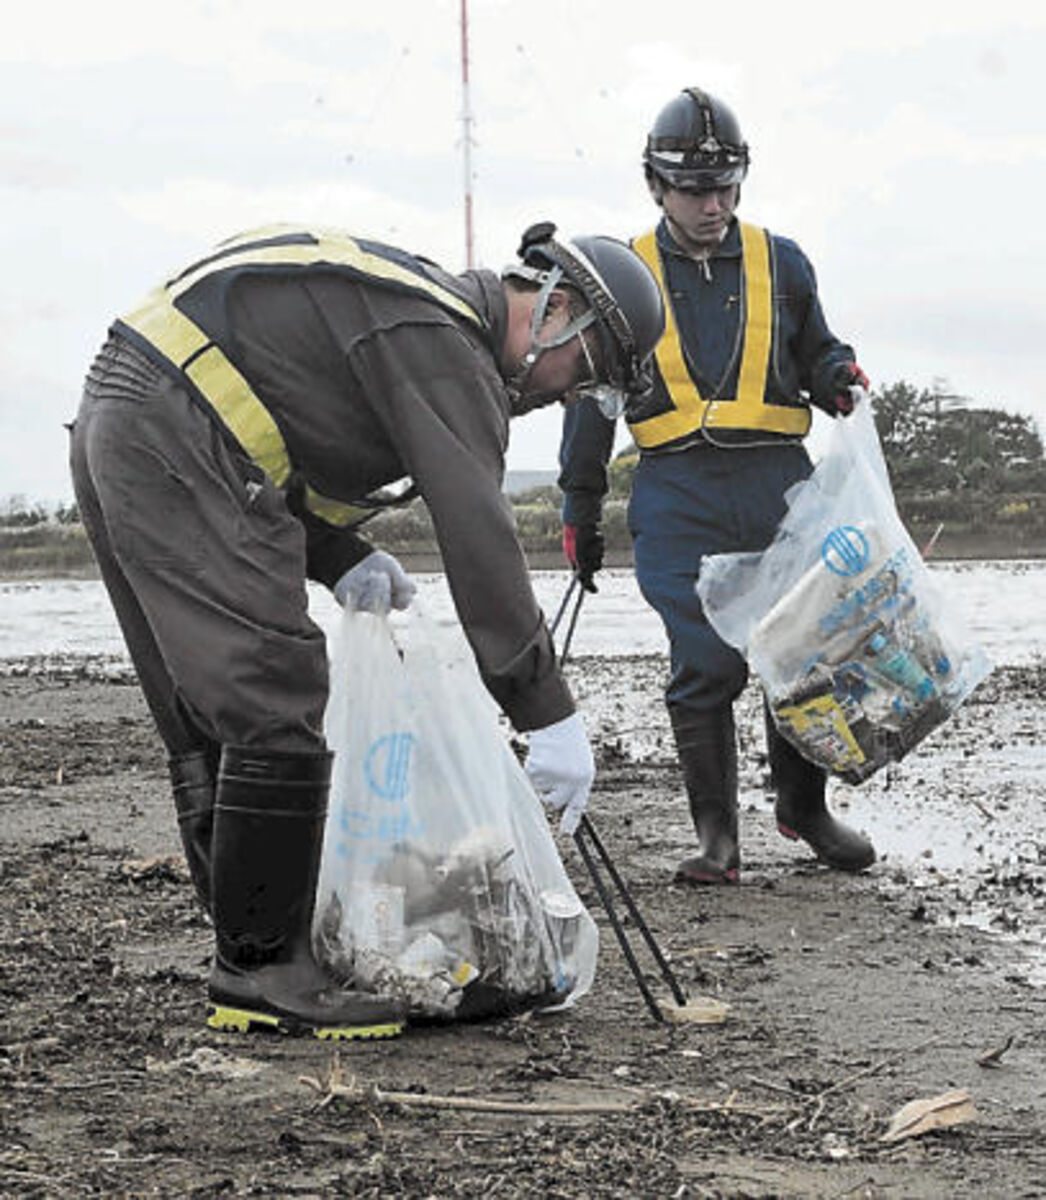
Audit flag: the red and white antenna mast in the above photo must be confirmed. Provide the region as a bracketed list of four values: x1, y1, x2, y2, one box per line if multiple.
[459, 0, 476, 268]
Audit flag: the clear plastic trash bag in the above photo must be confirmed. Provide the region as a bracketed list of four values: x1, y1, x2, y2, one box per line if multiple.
[696, 398, 992, 783]
[314, 603, 598, 1020]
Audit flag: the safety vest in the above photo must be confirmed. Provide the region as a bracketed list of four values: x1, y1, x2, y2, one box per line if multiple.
[114, 225, 486, 528]
[628, 224, 810, 449]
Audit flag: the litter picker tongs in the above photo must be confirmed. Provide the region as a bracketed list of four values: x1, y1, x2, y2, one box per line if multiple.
[549, 573, 688, 1023]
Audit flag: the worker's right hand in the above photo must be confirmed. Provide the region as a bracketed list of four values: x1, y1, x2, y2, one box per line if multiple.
[524, 711, 595, 836]
[562, 523, 605, 593]
[830, 362, 869, 416]
[333, 550, 417, 614]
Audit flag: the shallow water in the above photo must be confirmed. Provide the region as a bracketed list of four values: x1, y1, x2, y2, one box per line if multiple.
[2, 560, 1044, 665]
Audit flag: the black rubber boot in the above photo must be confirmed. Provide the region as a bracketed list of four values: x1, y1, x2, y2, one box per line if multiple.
[765, 709, 875, 873]
[169, 750, 217, 915]
[207, 746, 405, 1040]
[669, 705, 741, 885]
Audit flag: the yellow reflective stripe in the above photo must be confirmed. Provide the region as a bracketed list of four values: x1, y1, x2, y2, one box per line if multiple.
[183, 347, 291, 486]
[706, 222, 772, 428]
[119, 226, 482, 530]
[121, 295, 293, 488]
[630, 231, 705, 450]
[303, 486, 373, 528]
[628, 224, 810, 449]
[169, 227, 481, 327]
[122, 285, 209, 360]
[121, 297, 370, 528]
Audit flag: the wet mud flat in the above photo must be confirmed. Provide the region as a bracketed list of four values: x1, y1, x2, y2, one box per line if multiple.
[1, 655, 1044, 1198]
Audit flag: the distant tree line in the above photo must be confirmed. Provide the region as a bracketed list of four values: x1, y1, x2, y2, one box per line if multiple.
[3, 380, 1045, 572]
[873, 380, 1045, 495]
[0, 496, 80, 526]
[870, 381, 1046, 537]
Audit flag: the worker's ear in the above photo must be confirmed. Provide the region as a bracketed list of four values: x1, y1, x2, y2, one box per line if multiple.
[540, 287, 573, 329]
[645, 168, 665, 207]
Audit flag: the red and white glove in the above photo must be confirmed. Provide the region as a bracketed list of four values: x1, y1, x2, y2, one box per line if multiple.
[562, 523, 605, 593]
[831, 363, 870, 416]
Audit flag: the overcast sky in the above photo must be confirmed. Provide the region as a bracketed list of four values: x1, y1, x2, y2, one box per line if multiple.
[3, 0, 1044, 505]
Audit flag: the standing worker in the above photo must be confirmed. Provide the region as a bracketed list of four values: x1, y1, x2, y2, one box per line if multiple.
[559, 87, 875, 885]
[70, 220, 663, 1037]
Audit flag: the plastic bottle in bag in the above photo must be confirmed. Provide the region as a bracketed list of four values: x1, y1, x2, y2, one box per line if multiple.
[863, 631, 938, 703]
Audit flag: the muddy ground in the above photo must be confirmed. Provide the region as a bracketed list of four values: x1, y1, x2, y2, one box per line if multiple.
[1, 652, 1044, 1199]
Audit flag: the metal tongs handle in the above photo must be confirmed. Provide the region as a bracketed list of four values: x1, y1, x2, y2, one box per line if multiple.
[548, 572, 586, 665]
[574, 815, 687, 1022]
[549, 573, 688, 1023]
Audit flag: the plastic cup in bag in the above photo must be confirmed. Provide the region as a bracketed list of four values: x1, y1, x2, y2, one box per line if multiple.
[348, 881, 405, 958]
[540, 888, 585, 994]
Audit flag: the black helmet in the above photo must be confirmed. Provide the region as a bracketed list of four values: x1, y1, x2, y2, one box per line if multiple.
[644, 87, 749, 191]
[509, 221, 664, 414]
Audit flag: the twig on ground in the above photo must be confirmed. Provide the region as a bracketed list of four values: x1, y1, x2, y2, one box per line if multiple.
[299, 1072, 784, 1119]
[977, 1033, 1015, 1068]
[805, 1095, 827, 1132]
[0, 1167, 72, 1186]
[750, 1033, 947, 1132]
[1, 1036, 61, 1057]
[746, 1074, 805, 1098]
[301, 1074, 642, 1115]
[9, 1074, 144, 1092]
[970, 798, 995, 822]
[835, 1177, 879, 1198]
[810, 1033, 945, 1105]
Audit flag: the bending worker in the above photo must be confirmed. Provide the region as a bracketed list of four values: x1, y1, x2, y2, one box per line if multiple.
[69, 220, 664, 1038]
[559, 87, 875, 884]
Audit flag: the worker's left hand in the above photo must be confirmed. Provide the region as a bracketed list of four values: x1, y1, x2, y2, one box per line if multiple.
[333, 550, 417, 614]
[831, 363, 870, 416]
[524, 711, 595, 835]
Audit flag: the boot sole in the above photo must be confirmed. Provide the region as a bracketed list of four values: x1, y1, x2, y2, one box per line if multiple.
[207, 1003, 404, 1041]
[776, 822, 875, 872]
[674, 859, 740, 885]
[674, 869, 740, 885]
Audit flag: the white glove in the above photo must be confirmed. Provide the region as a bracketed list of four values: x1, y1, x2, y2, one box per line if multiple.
[524, 711, 595, 836]
[333, 550, 417, 614]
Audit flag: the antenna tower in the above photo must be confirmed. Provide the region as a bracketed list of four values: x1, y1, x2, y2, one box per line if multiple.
[459, 0, 475, 267]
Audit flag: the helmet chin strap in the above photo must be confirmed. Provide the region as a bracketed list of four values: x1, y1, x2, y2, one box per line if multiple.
[505, 265, 597, 403]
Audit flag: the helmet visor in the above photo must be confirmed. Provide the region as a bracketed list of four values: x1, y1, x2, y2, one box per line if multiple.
[573, 329, 629, 419]
[648, 154, 747, 191]
[646, 130, 749, 191]
[581, 384, 629, 421]
[575, 328, 647, 422]
[660, 164, 746, 191]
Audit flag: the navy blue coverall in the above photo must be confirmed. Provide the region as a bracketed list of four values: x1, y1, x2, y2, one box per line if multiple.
[559, 216, 856, 715]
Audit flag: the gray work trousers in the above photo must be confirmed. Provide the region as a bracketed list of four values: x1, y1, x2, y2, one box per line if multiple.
[69, 336, 329, 757]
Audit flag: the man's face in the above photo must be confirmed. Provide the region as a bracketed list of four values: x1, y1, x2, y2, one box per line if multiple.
[509, 303, 600, 416]
[659, 182, 739, 253]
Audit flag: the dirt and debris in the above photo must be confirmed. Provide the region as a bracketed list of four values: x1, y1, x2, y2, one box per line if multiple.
[1, 655, 1044, 1198]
